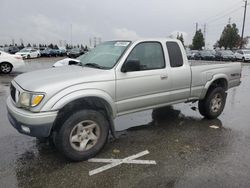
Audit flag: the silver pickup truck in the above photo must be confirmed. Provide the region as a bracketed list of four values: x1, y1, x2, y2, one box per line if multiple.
[7, 39, 241, 161]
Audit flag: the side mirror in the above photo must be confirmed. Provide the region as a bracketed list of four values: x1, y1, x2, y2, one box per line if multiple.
[121, 59, 140, 73]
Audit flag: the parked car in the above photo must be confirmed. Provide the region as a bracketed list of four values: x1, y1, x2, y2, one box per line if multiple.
[0, 50, 24, 74]
[194, 50, 215, 60]
[190, 50, 199, 59]
[15, 48, 40, 59]
[186, 50, 192, 60]
[4, 46, 20, 54]
[53, 58, 80, 67]
[67, 48, 84, 58]
[215, 50, 236, 61]
[50, 49, 60, 57]
[40, 48, 53, 57]
[235, 49, 250, 62]
[7, 39, 242, 161]
[58, 48, 67, 56]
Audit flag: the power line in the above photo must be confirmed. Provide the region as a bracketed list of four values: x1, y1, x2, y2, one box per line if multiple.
[207, 6, 242, 24]
[203, 1, 242, 22]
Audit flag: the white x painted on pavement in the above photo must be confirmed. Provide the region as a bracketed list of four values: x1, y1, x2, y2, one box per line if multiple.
[88, 150, 156, 176]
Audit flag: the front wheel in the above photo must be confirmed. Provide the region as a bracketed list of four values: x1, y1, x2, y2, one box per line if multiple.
[55, 110, 109, 161]
[0, 62, 12, 74]
[198, 87, 227, 119]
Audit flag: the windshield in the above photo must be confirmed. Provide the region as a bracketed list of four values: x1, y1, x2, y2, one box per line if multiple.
[201, 51, 212, 55]
[243, 50, 250, 54]
[222, 50, 234, 55]
[20, 48, 30, 52]
[77, 41, 131, 69]
[71, 48, 80, 53]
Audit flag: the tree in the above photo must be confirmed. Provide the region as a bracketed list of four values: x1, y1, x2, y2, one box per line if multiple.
[84, 45, 88, 51]
[48, 43, 54, 49]
[27, 43, 31, 47]
[177, 33, 184, 46]
[216, 23, 241, 49]
[20, 43, 24, 49]
[192, 29, 205, 50]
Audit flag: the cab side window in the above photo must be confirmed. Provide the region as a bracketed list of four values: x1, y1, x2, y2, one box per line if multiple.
[166, 42, 183, 67]
[126, 42, 165, 71]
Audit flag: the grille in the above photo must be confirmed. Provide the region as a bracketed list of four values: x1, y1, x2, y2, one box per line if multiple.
[10, 84, 16, 102]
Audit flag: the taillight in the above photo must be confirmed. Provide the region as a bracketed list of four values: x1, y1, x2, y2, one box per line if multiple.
[14, 56, 22, 60]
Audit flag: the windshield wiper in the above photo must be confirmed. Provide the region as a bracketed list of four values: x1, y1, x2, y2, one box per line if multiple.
[84, 63, 104, 69]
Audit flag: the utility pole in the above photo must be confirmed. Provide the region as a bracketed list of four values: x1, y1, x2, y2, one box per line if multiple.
[203, 24, 206, 48]
[195, 22, 198, 32]
[241, 0, 248, 48]
[228, 17, 231, 24]
[94, 37, 97, 47]
[70, 24, 72, 47]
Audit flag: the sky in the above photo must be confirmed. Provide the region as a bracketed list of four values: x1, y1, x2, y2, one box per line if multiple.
[0, 0, 249, 48]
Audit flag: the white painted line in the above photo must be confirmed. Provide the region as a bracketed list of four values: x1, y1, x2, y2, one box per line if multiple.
[88, 158, 156, 164]
[88, 150, 156, 176]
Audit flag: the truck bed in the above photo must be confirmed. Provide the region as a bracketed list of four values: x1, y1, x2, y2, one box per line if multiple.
[189, 60, 242, 66]
[189, 61, 241, 99]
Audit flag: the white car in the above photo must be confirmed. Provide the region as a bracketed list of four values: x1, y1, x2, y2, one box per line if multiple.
[0, 50, 25, 74]
[53, 58, 80, 67]
[235, 49, 250, 62]
[16, 48, 40, 59]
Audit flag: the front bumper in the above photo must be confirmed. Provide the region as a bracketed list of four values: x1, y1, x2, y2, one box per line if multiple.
[6, 96, 58, 137]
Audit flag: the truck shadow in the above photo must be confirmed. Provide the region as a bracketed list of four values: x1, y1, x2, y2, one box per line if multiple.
[123, 106, 223, 132]
[14, 106, 232, 188]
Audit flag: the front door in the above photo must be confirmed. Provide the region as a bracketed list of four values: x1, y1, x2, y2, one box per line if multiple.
[115, 42, 172, 115]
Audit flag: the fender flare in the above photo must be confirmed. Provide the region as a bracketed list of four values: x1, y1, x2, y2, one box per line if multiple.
[200, 74, 229, 99]
[41, 89, 117, 118]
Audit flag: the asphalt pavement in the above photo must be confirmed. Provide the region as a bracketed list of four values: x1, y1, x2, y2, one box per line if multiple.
[0, 58, 250, 188]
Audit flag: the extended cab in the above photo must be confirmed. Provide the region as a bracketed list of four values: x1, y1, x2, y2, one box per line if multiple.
[7, 39, 242, 161]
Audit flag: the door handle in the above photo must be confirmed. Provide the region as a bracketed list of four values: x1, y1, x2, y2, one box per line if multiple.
[160, 75, 168, 80]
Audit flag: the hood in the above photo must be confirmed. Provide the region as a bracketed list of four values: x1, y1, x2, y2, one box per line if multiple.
[14, 65, 115, 92]
[222, 54, 234, 58]
[16, 52, 29, 55]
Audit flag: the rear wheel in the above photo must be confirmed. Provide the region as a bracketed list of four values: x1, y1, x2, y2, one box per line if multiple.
[54, 109, 109, 161]
[198, 87, 227, 119]
[0, 62, 12, 74]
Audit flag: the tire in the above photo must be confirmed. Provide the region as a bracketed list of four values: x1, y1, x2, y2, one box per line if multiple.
[0, 62, 12, 74]
[198, 87, 227, 119]
[55, 109, 109, 161]
[27, 55, 30, 59]
[242, 57, 245, 62]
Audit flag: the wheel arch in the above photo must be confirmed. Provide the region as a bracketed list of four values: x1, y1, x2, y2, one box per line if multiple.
[51, 95, 116, 137]
[0, 61, 13, 67]
[200, 75, 228, 99]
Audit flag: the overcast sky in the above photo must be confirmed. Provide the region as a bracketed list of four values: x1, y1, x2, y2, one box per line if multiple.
[0, 0, 249, 48]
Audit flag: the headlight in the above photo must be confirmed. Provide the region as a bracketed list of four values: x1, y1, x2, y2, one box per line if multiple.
[19, 92, 44, 107]
[19, 92, 30, 107]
